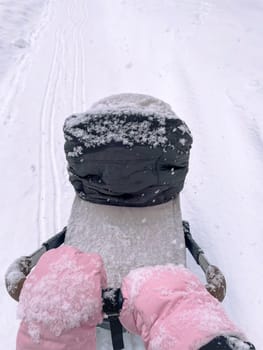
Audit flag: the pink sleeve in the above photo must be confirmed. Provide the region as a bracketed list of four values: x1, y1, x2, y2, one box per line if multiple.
[120, 265, 245, 350]
[17, 245, 107, 350]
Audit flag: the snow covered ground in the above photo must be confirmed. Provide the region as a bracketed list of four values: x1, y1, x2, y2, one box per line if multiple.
[0, 0, 262, 349]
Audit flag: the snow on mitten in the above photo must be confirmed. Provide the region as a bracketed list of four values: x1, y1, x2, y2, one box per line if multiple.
[16, 245, 107, 350]
[120, 265, 245, 350]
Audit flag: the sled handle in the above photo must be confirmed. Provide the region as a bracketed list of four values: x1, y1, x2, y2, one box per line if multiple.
[5, 228, 67, 301]
[5, 227, 124, 314]
[6, 222, 226, 303]
[183, 221, 227, 302]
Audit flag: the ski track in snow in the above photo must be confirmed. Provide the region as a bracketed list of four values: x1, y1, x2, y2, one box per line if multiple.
[37, 0, 89, 243]
[38, 30, 60, 243]
[0, 0, 262, 349]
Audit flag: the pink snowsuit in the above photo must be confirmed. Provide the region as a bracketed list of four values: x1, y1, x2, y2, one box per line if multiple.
[17, 247, 244, 350]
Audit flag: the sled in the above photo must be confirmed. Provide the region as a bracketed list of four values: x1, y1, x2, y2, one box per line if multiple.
[5, 93, 226, 350]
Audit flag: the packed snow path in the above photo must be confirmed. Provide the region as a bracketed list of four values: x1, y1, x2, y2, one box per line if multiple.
[0, 0, 262, 349]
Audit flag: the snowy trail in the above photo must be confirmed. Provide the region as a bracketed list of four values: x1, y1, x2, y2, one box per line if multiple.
[0, 0, 262, 349]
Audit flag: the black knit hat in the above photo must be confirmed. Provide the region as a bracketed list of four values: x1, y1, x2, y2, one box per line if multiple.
[63, 93, 192, 207]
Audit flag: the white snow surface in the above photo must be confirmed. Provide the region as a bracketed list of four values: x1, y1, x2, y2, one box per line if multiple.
[0, 0, 49, 81]
[0, 0, 262, 349]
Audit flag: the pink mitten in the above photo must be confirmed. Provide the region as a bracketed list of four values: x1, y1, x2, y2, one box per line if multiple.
[17, 245, 107, 350]
[120, 265, 244, 350]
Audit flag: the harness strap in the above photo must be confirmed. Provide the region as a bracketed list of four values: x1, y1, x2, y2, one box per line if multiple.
[108, 315, 124, 350]
[102, 288, 124, 350]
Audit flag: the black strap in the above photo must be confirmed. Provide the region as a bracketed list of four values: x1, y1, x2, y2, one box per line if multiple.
[108, 316, 124, 350]
[102, 288, 124, 349]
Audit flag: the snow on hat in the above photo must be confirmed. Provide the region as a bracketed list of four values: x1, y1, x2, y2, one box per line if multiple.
[63, 93, 192, 207]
